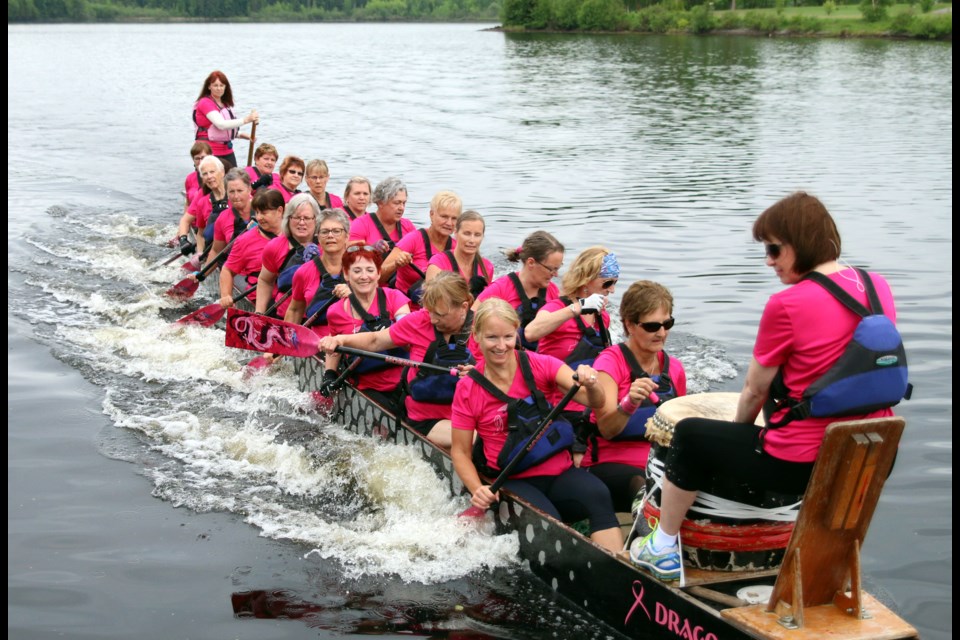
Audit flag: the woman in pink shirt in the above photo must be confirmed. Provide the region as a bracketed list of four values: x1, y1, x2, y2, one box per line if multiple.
[319, 272, 477, 448]
[244, 143, 281, 192]
[630, 191, 901, 581]
[381, 190, 461, 305]
[341, 176, 372, 222]
[323, 245, 412, 415]
[217, 187, 283, 308]
[425, 210, 495, 299]
[450, 298, 622, 554]
[524, 246, 620, 466]
[192, 70, 258, 171]
[177, 155, 226, 256]
[274, 156, 305, 203]
[182, 141, 211, 218]
[255, 192, 318, 319]
[474, 229, 564, 351]
[348, 176, 416, 266]
[304, 159, 344, 211]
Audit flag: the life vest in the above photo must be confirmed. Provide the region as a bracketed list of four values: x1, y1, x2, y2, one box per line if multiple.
[342, 289, 410, 375]
[405, 230, 453, 304]
[441, 250, 491, 299]
[368, 214, 407, 285]
[469, 351, 575, 475]
[304, 256, 343, 323]
[201, 193, 231, 244]
[507, 272, 546, 351]
[557, 296, 610, 369]
[760, 269, 911, 442]
[193, 100, 237, 145]
[406, 311, 475, 404]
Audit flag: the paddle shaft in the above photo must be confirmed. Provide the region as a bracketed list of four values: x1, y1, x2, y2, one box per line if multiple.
[196, 221, 257, 282]
[263, 289, 293, 317]
[246, 122, 257, 167]
[488, 376, 581, 494]
[334, 346, 458, 376]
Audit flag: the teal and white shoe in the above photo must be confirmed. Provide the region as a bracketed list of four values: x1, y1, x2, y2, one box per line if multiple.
[629, 528, 681, 581]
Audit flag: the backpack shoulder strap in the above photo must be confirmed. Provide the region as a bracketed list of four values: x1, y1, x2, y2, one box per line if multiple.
[368, 213, 393, 245]
[467, 369, 513, 404]
[442, 250, 459, 275]
[348, 292, 378, 324]
[617, 343, 650, 381]
[419, 228, 434, 260]
[803, 269, 874, 318]
[475, 255, 490, 281]
[559, 296, 598, 338]
[517, 351, 550, 414]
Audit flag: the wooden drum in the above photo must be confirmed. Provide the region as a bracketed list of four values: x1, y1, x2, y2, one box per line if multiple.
[642, 393, 802, 572]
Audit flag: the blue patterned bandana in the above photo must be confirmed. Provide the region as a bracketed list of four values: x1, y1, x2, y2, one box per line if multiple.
[599, 252, 620, 279]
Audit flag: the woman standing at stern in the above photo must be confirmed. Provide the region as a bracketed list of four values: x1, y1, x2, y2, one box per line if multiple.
[192, 70, 258, 171]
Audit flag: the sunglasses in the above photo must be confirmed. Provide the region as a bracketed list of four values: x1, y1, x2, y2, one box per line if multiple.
[637, 317, 675, 333]
[764, 243, 783, 259]
[601, 279, 617, 289]
[287, 169, 304, 176]
[346, 244, 377, 253]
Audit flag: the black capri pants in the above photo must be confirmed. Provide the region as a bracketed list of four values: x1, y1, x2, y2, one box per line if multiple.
[504, 466, 620, 534]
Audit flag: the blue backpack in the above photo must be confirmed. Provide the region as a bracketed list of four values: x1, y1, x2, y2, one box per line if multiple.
[343, 290, 410, 375]
[406, 311, 475, 404]
[763, 268, 911, 430]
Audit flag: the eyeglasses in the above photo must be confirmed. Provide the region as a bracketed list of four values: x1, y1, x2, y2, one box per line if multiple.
[318, 228, 346, 237]
[287, 169, 304, 176]
[292, 216, 316, 223]
[601, 279, 617, 289]
[346, 244, 377, 253]
[764, 243, 783, 259]
[536, 261, 562, 276]
[637, 317, 675, 333]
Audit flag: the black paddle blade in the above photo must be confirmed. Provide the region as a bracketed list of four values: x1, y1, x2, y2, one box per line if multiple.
[166, 277, 200, 300]
[175, 302, 225, 327]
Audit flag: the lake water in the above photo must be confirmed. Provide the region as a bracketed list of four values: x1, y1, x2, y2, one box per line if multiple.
[7, 23, 952, 640]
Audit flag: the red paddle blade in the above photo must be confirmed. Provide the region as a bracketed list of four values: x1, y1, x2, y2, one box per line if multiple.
[181, 254, 202, 272]
[225, 308, 321, 358]
[458, 506, 488, 519]
[166, 277, 200, 300]
[310, 390, 335, 413]
[175, 303, 225, 327]
[241, 355, 273, 380]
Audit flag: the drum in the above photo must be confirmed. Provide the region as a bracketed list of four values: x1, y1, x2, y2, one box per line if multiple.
[642, 393, 802, 572]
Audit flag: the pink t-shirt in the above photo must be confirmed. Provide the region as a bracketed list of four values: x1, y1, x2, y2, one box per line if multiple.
[222, 229, 271, 301]
[275, 183, 300, 204]
[393, 230, 455, 296]
[214, 207, 252, 243]
[327, 288, 411, 392]
[244, 166, 282, 190]
[184, 171, 202, 205]
[583, 347, 687, 469]
[308, 192, 344, 211]
[754, 269, 897, 463]
[452, 351, 573, 479]
[426, 251, 495, 283]
[187, 191, 213, 231]
[536, 298, 611, 412]
[387, 309, 479, 422]
[194, 97, 235, 157]
[260, 235, 298, 318]
[349, 212, 417, 249]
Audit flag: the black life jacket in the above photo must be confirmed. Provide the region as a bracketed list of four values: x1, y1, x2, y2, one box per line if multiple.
[507, 272, 547, 352]
[202, 193, 231, 244]
[405, 229, 453, 304]
[304, 256, 343, 323]
[442, 250, 491, 299]
[276, 241, 306, 294]
[557, 296, 610, 369]
[343, 289, 410, 375]
[611, 344, 676, 442]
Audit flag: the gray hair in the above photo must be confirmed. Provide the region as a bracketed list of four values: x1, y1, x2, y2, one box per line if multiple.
[373, 176, 407, 205]
[282, 193, 321, 238]
[319, 207, 351, 236]
[224, 166, 251, 190]
[199, 155, 224, 174]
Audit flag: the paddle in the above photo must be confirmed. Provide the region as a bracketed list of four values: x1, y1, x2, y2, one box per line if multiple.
[165, 222, 257, 300]
[460, 374, 582, 519]
[240, 292, 332, 378]
[174, 285, 257, 327]
[246, 122, 257, 167]
[333, 345, 458, 376]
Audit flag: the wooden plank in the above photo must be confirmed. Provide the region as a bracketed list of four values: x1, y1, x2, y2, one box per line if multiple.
[721, 592, 918, 639]
[767, 417, 905, 613]
[825, 432, 870, 530]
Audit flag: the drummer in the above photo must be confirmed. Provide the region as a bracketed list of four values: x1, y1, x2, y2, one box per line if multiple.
[630, 192, 902, 581]
[586, 280, 687, 514]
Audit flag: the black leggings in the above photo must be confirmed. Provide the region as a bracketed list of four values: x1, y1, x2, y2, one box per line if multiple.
[504, 466, 620, 533]
[586, 462, 646, 513]
[666, 418, 815, 497]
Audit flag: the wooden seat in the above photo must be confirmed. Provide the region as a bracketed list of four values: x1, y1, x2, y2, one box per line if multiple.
[722, 417, 919, 639]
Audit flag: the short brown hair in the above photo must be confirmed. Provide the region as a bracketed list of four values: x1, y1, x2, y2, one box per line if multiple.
[752, 191, 841, 275]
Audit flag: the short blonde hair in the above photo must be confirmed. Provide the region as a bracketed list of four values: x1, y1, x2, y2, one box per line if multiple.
[430, 190, 463, 216]
[472, 298, 520, 337]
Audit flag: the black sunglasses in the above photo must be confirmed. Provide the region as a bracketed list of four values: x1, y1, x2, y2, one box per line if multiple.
[637, 317, 675, 333]
[601, 279, 617, 289]
[764, 243, 783, 259]
[346, 244, 377, 253]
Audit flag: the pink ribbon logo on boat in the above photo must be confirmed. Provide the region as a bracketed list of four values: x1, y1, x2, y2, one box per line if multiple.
[624, 580, 652, 624]
[230, 314, 299, 351]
